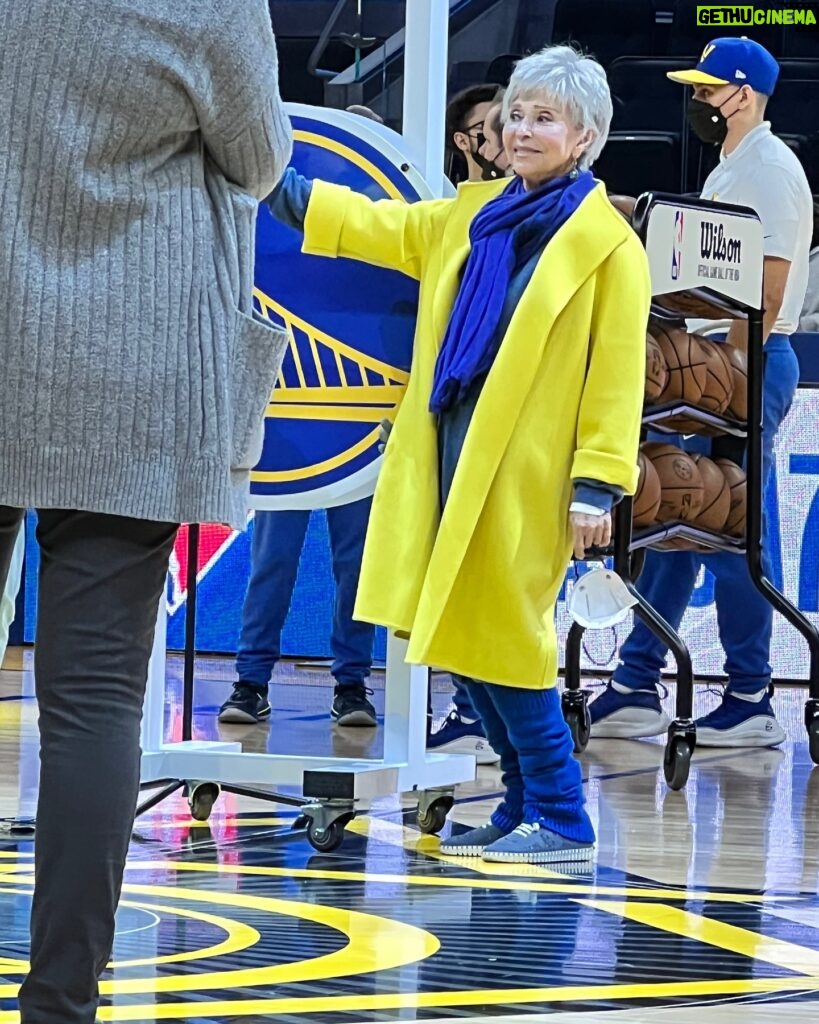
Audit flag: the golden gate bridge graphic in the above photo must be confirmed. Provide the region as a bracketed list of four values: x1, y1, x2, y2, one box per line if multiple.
[251, 287, 411, 485]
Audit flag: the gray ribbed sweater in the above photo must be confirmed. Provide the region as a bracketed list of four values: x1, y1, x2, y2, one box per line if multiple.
[0, 0, 292, 529]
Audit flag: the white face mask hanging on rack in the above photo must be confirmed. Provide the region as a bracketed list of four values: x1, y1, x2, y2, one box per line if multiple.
[568, 568, 637, 630]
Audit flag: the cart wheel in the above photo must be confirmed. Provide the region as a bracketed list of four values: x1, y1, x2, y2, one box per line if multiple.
[188, 782, 220, 822]
[564, 706, 591, 754]
[417, 796, 453, 835]
[808, 719, 819, 766]
[663, 737, 692, 791]
[292, 814, 309, 831]
[307, 820, 347, 853]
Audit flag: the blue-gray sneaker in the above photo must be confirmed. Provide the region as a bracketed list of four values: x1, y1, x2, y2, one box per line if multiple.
[482, 822, 595, 865]
[439, 822, 509, 856]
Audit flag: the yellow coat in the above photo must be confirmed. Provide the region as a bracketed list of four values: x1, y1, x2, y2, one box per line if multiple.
[302, 177, 651, 689]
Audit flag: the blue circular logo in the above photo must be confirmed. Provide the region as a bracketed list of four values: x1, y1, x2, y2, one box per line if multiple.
[250, 105, 432, 510]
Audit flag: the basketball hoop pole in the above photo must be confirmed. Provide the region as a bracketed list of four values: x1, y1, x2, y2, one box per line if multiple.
[402, 0, 449, 197]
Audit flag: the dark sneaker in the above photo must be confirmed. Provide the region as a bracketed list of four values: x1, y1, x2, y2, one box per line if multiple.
[427, 710, 500, 765]
[332, 687, 377, 727]
[218, 683, 271, 724]
[696, 688, 785, 747]
[589, 682, 670, 739]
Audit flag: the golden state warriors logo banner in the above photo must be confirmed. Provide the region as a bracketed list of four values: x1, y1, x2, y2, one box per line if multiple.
[250, 104, 434, 510]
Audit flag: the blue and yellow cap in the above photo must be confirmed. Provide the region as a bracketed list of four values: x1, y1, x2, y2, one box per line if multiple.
[667, 36, 780, 96]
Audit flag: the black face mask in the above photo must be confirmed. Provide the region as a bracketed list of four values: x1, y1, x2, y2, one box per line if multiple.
[686, 88, 741, 145]
[470, 134, 504, 180]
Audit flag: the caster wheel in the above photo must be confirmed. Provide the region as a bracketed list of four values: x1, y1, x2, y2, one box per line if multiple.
[188, 782, 219, 822]
[663, 737, 692, 791]
[292, 814, 309, 831]
[809, 719, 819, 766]
[564, 706, 591, 754]
[417, 797, 453, 835]
[307, 820, 347, 853]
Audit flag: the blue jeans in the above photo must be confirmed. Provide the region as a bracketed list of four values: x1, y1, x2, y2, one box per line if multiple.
[458, 676, 594, 842]
[614, 334, 800, 696]
[236, 498, 375, 693]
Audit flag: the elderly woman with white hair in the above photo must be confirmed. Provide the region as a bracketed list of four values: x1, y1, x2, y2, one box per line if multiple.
[270, 45, 650, 863]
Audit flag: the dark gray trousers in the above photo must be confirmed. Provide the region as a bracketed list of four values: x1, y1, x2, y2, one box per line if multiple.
[0, 507, 176, 1024]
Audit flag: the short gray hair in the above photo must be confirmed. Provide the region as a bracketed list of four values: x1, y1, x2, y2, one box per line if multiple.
[502, 46, 613, 168]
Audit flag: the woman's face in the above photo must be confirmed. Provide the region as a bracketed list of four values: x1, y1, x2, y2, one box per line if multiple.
[502, 94, 590, 189]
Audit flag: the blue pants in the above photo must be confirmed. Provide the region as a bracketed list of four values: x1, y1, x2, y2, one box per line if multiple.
[438, 381, 485, 723]
[236, 498, 375, 692]
[452, 677, 478, 719]
[614, 334, 800, 696]
[457, 675, 594, 842]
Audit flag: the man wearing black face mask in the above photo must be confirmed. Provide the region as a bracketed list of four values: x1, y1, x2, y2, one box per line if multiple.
[445, 84, 502, 185]
[590, 37, 813, 749]
[478, 101, 512, 181]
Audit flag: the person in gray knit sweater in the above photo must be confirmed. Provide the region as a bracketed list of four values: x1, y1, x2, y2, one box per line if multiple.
[0, 2, 292, 1021]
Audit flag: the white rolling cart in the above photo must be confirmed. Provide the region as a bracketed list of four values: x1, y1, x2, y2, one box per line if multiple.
[137, 0, 477, 852]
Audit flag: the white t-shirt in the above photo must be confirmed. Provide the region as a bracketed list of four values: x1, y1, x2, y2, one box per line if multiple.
[693, 122, 813, 337]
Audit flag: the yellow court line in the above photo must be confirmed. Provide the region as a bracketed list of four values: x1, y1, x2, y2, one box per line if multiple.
[345, 817, 576, 881]
[576, 899, 819, 976]
[117, 859, 792, 905]
[44, 974, 819, 1022]
[0, 879, 438, 998]
[251, 426, 379, 483]
[0, 889, 259, 972]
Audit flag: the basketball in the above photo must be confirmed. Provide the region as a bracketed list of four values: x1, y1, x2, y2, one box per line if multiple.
[633, 450, 662, 527]
[643, 441, 704, 522]
[714, 457, 747, 538]
[691, 453, 731, 532]
[661, 415, 722, 435]
[695, 336, 734, 415]
[653, 537, 709, 551]
[653, 325, 708, 405]
[645, 332, 669, 403]
[608, 194, 637, 224]
[722, 343, 748, 421]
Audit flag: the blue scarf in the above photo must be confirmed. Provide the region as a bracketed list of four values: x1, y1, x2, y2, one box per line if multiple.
[429, 170, 596, 414]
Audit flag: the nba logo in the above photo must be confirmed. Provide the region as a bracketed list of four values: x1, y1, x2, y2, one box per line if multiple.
[671, 210, 684, 281]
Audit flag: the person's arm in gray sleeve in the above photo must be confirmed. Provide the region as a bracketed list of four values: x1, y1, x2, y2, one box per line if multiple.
[197, 0, 293, 199]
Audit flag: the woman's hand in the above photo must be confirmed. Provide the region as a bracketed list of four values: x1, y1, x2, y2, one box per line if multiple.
[570, 510, 612, 560]
[378, 417, 393, 454]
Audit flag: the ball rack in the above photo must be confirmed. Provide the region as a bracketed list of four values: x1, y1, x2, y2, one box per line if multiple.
[562, 192, 819, 790]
